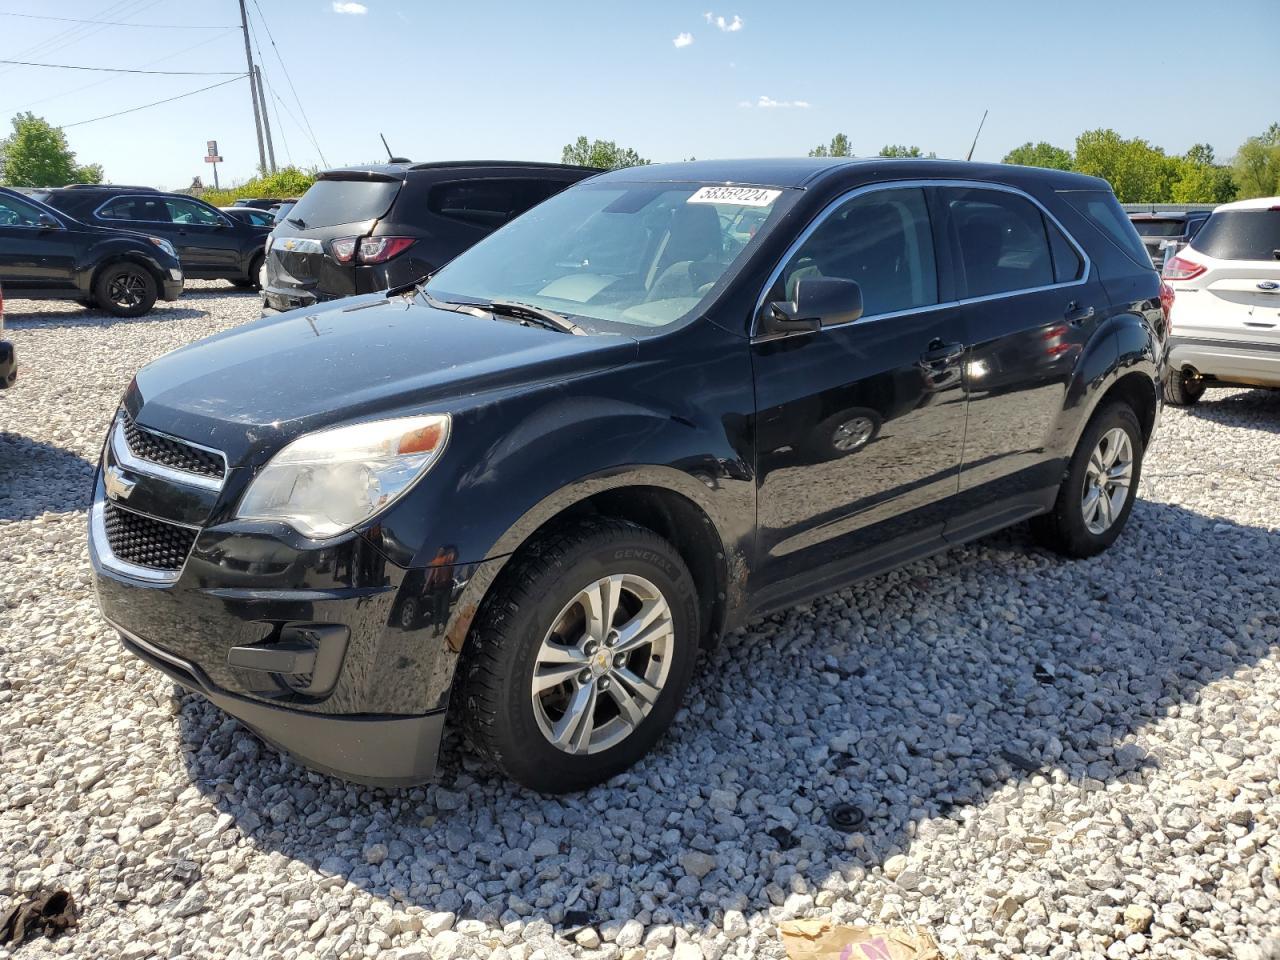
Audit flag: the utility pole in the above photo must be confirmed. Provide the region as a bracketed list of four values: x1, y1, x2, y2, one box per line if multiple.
[238, 0, 267, 175]
[255, 65, 276, 173]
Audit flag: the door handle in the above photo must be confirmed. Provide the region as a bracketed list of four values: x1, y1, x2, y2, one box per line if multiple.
[1065, 301, 1095, 325]
[918, 340, 964, 366]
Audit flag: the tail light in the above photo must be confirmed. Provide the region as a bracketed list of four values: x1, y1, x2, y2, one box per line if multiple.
[1159, 279, 1175, 330]
[330, 237, 357, 263]
[1162, 255, 1205, 281]
[358, 236, 415, 264]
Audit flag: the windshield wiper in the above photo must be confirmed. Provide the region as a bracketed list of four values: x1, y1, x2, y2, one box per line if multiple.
[487, 300, 586, 336]
[414, 288, 489, 318]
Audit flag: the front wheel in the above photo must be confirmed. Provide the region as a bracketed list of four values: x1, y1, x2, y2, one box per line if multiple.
[1031, 402, 1144, 558]
[93, 264, 157, 318]
[459, 519, 699, 793]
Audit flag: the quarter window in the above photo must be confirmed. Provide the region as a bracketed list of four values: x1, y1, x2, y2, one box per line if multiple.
[777, 187, 938, 319]
[945, 188, 1056, 297]
[1047, 218, 1084, 282]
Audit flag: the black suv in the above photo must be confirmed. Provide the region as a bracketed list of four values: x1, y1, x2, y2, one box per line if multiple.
[261, 160, 598, 314]
[91, 159, 1163, 793]
[43, 185, 269, 289]
[0, 186, 184, 317]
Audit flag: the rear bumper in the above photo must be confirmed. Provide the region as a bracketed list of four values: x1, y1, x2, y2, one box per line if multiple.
[115, 623, 445, 787]
[0, 340, 15, 388]
[1167, 335, 1280, 388]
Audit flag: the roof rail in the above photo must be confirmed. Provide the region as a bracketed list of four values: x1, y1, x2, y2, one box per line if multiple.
[59, 183, 160, 192]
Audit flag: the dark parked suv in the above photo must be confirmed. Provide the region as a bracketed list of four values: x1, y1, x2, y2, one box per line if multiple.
[260, 160, 598, 314]
[43, 185, 269, 289]
[0, 186, 184, 317]
[91, 159, 1163, 793]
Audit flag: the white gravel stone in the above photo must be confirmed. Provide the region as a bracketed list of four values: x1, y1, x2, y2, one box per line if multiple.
[2, 285, 1279, 960]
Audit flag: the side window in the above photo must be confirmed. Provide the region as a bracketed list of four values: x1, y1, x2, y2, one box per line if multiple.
[946, 188, 1055, 297]
[99, 197, 171, 223]
[165, 198, 222, 226]
[0, 194, 48, 227]
[1046, 217, 1084, 283]
[778, 187, 937, 319]
[428, 179, 545, 228]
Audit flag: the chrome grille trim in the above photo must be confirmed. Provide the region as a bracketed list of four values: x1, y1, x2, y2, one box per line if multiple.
[111, 414, 226, 492]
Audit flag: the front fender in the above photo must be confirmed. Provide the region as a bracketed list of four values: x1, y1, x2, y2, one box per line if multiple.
[79, 240, 172, 292]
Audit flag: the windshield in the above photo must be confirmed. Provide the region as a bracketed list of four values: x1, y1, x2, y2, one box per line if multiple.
[425, 181, 792, 334]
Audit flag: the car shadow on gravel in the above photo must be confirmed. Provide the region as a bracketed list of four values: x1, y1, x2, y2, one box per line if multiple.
[1185, 388, 1280, 434]
[0, 432, 95, 521]
[2, 305, 214, 330]
[171, 498, 1278, 937]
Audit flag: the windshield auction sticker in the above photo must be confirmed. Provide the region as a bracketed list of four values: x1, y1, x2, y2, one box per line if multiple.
[687, 186, 782, 206]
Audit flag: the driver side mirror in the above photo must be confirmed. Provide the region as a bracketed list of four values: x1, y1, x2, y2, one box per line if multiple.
[759, 277, 863, 338]
[37, 212, 59, 229]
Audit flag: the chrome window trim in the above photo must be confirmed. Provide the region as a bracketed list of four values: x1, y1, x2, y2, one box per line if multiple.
[751, 179, 1092, 338]
[89, 494, 197, 584]
[112, 415, 227, 491]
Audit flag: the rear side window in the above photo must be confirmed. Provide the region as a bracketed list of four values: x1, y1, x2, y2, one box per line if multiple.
[1059, 189, 1151, 269]
[428, 179, 558, 228]
[945, 188, 1054, 297]
[288, 179, 401, 228]
[779, 186, 937, 318]
[1192, 209, 1280, 261]
[98, 196, 171, 223]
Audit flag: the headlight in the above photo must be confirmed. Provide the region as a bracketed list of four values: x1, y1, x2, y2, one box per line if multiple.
[235, 414, 450, 538]
[147, 236, 177, 259]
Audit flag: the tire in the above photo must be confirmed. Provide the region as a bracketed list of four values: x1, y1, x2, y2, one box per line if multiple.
[459, 518, 700, 793]
[232, 254, 264, 291]
[1031, 402, 1144, 558]
[1163, 368, 1205, 406]
[93, 263, 157, 318]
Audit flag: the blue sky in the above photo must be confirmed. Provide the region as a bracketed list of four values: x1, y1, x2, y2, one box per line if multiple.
[1, 0, 1275, 190]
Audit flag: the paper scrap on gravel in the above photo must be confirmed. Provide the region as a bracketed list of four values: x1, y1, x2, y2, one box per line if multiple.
[779, 920, 940, 960]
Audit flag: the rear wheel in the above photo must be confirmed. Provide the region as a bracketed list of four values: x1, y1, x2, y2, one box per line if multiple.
[1031, 402, 1143, 558]
[1163, 368, 1205, 406]
[459, 519, 699, 793]
[93, 263, 157, 318]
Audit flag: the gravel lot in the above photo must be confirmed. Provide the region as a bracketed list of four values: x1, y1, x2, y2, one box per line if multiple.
[2, 284, 1278, 960]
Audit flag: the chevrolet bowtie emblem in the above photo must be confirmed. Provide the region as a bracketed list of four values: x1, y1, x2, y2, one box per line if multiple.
[283, 239, 296, 250]
[104, 465, 137, 502]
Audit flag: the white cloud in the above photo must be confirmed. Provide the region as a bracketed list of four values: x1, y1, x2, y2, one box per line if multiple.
[331, 2, 367, 13]
[740, 95, 810, 109]
[673, 32, 694, 48]
[704, 12, 743, 31]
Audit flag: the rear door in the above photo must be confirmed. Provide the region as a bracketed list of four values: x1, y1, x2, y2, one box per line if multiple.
[1179, 207, 1280, 340]
[0, 192, 78, 290]
[940, 184, 1107, 531]
[266, 175, 402, 303]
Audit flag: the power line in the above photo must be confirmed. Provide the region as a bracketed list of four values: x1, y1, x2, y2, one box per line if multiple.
[0, 11, 235, 28]
[0, 0, 162, 78]
[62, 74, 247, 128]
[0, 58, 242, 75]
[249, 0, 327, 167]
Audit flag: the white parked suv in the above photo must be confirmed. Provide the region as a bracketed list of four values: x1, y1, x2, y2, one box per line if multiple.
[1162, 197, 1280, 405]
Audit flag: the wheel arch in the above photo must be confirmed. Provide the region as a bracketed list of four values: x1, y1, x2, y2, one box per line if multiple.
[89, 251, 166, 295]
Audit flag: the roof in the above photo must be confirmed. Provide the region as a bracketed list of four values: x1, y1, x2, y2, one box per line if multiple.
[589, 157, 1108, 191]
[1213, 196, 1280, 212]
[318, 160, 602, 182]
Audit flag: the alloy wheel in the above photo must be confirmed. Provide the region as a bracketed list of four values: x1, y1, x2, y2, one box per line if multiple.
[108, 273, 147, 308]
[832, 415, 875, 452]
[1081, 427, 1133, 535]
[530, 573, 674, 755]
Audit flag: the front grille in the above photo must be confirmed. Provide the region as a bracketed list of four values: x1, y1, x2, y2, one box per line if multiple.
[122, 413, 225, 480]
[102, 501, 197, 572]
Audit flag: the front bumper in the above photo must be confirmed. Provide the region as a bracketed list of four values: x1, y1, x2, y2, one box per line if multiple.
[161, 276, 183, 301]
[0, 340, 15, 388]
[1167, 335, 1280, 389]
[89, 410, 494, 786]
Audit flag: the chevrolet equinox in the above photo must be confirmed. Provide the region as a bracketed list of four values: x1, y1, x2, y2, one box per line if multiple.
[90, 159, 1164, 793]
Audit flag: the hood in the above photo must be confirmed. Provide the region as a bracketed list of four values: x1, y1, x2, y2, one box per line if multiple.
[129, 294, 638, 464]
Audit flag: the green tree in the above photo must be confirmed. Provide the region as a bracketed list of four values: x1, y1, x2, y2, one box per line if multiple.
[1170, 144, 1236, 204]
[0, 112, 103, 186]
[1002, 141, 1074, 171]
[560, 137, 650, 170]
[878, 144, 935, 158]
[1073, 128, 1180, 202]
[809, 133, 851, 158]
[1231, 123, 1280, 199]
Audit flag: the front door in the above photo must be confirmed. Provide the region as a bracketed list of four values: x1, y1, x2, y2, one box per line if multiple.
[0, 193, 78, 290]
[751, 185, 969, 601]
[162, 197, 241, 274]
